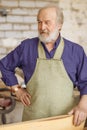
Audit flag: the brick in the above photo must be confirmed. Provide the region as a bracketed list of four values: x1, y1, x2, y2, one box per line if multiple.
[19, 1, 35, 8]
[0, 17, 6, 23]
[35, 1, 58, 8]
[23, 31, 38, 38]
[34, 0, 57, 0]
[1, 0, 18, 7]
[13, 24, 30, 30]
[11, 8, 28, 15]
[23, 16, 37, 23]
[12, 8, 39, 16]
[6, 15, 24, 23]
[63, 10, 72, 20]
[62, 20, 77, 30]
[35, 0, 58, 0]
[35, 1, 50, 7]
[0, 47, 7, 54]
[0, 31, 5, 38]
[78, 27, 87, 38]
[1, 38, 19, 48]
[0, 23, 12, 30]
[5, 31, 23, 38]
[30, 24, 38, 30]
[72, 2, 87, 10]
[27, 9, 39, 16]
[59, 1, 71, 9]
[35, 0, 58, 7]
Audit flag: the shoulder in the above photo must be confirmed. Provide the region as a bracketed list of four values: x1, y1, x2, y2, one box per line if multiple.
[63, 38, 85, 55]
[62, 37, 86, 64]
[15, 37, 39, 52]
[20, 37, 39, 47]
[12, 37, 39, 57]
[63, 38, 83, 50]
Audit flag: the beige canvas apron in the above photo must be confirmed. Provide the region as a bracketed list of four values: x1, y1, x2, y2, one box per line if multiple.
[22, 38, 79, 121]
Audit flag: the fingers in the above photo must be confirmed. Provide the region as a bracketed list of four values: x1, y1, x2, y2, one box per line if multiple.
[73, 110, 86, 126]
[73, 110, 79, 126]
[68, 107, 87, 126]
[68, 109, 74, 115]
[19, 92, 31, 106]
[20, 95, 31, 106]
[15, 88, 31, 106]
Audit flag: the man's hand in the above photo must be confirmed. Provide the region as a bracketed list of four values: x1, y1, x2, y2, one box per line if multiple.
[11, 85, 31, 106]
[68, 95, 87, 126]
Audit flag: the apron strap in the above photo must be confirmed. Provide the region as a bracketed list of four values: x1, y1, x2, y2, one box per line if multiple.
[38, 37, 64, 59]
[38, 41, 46, 59]
[53, 37, 64, 60]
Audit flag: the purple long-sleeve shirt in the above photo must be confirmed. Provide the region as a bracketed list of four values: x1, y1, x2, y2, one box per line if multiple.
[0, 36, 87, 96]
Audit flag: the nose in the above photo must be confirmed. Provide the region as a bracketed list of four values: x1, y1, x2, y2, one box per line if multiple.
[40, 22, 46, 31]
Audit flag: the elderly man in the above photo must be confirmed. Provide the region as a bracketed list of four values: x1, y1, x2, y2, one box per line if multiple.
[0, 5, 87, 126]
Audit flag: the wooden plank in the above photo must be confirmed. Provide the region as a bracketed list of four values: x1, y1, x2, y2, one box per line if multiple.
[0, 115, 85, 130]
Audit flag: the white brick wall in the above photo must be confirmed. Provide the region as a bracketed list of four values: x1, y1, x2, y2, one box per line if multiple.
[0, 0, 87, 57]
[19, 1, 36, 8]
[11, 8, 29, 15]
[1, 0, 18, 7]
[0, 31, 5, 38]
[0, 17, 6, 22]
[23, 16, 37, 23]
[13, 24, 30, 31]
[35, 1, 50, 7]
[6, 16, 24, 23]
[23, 30, 38, 38]
[0, 23, 12, 30]
[30, 24, 38, 30]
[5, 31, 23, 38]
[11, 8, 39, 16]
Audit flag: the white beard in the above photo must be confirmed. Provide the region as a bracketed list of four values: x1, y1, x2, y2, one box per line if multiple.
[38, 27, 59, 44]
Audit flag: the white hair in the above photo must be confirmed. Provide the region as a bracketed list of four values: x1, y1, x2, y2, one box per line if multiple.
[37, 4, 64, 24]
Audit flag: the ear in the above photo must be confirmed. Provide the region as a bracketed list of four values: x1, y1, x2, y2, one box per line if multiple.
[58, 24, 62, 31]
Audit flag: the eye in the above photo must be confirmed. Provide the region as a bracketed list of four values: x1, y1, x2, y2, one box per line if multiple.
[45, 20, 51, 25]
[37, 20, 42, 24]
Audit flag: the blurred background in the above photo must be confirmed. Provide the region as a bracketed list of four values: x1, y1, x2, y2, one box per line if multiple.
[0, 0, 87, 59]
[0, 0, 87, 126]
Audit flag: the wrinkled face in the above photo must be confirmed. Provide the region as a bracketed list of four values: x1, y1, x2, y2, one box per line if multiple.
[37, 8, 61, 43]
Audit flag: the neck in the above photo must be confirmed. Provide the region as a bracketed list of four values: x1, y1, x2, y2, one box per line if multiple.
[45, 41, 55, 52]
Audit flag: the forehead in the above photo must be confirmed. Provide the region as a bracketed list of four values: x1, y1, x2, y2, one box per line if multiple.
[37, 8, 57, 21]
